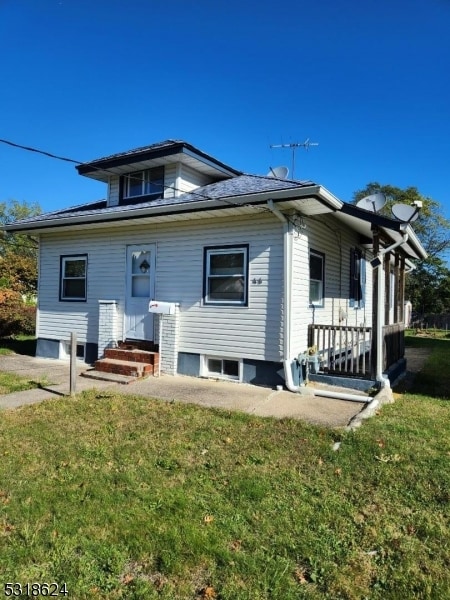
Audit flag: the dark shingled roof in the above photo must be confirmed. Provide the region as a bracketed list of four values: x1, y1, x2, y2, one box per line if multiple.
[76, 139, 242, 176]
[79, 139, 186, 165]
[10, 174, 316, 226]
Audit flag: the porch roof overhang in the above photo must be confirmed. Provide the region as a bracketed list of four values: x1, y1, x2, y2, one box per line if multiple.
[337, 203, 428, 261]
[4, 184, 342, 235]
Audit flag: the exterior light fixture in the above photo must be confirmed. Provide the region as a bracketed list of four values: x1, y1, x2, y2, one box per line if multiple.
[139, 259, 150, 273]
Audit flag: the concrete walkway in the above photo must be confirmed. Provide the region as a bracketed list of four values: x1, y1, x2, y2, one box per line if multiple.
[0, 353, 371, 427]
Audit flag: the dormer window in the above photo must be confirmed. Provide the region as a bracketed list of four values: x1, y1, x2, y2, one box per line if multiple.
[122, 166, 165, 202]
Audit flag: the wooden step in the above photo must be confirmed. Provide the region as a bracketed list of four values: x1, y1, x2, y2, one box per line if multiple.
[94, 358, 154, 378]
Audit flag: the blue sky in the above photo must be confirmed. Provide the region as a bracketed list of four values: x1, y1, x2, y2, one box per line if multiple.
[1, 0, 449, 222]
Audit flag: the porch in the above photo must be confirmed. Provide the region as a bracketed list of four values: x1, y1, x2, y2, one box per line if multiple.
[307, 323, 405, 380]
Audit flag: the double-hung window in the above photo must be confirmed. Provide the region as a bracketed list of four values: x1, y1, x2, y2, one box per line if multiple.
[123, 166, 164, 201]
[60, 255, 87, 301]
[349, 248, 365, 308]
[309, 250, 325, 307]
[204, 245, 248, 305]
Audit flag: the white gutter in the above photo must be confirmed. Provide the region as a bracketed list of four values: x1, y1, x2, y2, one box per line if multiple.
[374, 233, 409, 386]
[266, 200, 299, 393]
[5, 184, 342, 234]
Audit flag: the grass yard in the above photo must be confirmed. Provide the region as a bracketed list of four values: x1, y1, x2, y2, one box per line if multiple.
[0, 338, 45, 395]
[0, 371, 42, 395]
[0, 337, 449, 599]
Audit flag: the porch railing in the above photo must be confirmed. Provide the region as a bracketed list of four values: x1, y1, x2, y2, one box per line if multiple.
[308, 324, 372, 377]
[382, 323, 405, 370]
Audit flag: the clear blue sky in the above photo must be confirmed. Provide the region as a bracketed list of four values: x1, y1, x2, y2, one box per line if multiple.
[1, 0, 449, 222]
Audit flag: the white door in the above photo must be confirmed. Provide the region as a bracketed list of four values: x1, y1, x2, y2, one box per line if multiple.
[125, 244, 156, 340]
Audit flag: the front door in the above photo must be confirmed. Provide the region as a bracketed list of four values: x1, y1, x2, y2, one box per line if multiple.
[125, 244, 156, 340]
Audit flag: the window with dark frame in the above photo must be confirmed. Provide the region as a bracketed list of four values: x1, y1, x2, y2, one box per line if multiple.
[309, 250, 324, 306]
[60, 255, 87, 301]
[204, 245, 248, 305]
[122, 166, 165, 201]
[349, 248, 365, 308]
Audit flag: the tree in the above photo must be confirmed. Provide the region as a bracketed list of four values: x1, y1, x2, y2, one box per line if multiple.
[353, 183, 450, 315]
[0, 199, 41, 296]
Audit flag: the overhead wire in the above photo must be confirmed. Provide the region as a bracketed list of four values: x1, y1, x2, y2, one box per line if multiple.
[0, 137, 283, 215]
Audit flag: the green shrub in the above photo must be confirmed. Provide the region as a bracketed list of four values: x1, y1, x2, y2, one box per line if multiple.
[21, 304, 36, 335]
[0, 289, 36, 337]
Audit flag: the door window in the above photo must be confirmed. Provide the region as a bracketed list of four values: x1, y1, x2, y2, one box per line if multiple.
[131, 250, 151, 297]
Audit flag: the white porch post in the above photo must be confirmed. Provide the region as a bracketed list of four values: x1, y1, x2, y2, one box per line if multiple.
[158, 304, 180, 375]
[98, 300, 118, 359]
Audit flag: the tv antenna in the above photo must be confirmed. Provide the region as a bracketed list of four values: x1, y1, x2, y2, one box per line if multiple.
[270, 138, 319, 179]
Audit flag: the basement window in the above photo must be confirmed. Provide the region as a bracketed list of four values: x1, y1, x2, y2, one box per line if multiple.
[203, 356, 241, 381]
[60, 341, 85, 361]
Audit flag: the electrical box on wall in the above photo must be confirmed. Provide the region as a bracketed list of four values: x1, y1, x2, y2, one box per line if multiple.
[148, 300, 177, 314]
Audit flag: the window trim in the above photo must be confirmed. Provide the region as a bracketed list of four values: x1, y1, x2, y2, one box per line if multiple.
[309, 249, 325, 308]
[349, 248, 366, 309]
[121, 166, 165, 202]
[203, 244, 249, 306]
[201, 355, 242, 382]
[59, 254, 87, 302]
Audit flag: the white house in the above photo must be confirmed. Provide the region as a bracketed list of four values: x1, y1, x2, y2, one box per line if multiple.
[6, 140, 427, 390]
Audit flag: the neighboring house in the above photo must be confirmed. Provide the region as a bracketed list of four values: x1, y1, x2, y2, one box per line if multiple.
[5, 140, 427, 390]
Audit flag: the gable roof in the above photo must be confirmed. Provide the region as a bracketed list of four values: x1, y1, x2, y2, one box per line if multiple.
[76, 139, 241, 182]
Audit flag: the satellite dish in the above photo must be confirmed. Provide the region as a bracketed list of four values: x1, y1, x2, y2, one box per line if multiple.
[356, 192, 386, 213]
[391, 203, 420, 223]
[266, 165, 289, 179]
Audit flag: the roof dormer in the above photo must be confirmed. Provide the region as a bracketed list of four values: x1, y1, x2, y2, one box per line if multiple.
[76, 139, 241, 207]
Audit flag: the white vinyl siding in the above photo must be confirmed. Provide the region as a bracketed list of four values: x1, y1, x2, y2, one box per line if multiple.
[290, 215, 373, 358]
[37, 213, 284, 362]
[178, 164, 214, 193]
[37, 210, 373, 365]
[108, 176, 120, 207]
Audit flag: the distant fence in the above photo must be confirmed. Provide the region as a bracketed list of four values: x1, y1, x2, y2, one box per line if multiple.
[411, 314, 450, 330]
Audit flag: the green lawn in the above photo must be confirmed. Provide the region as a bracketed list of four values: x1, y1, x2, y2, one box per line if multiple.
[0, 371, 41, 395]
[0, 337, 449, 599]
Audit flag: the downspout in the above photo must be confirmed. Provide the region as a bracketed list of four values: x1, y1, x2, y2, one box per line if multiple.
[266, 200, 299, 392]
[373, 233, 409, 387]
